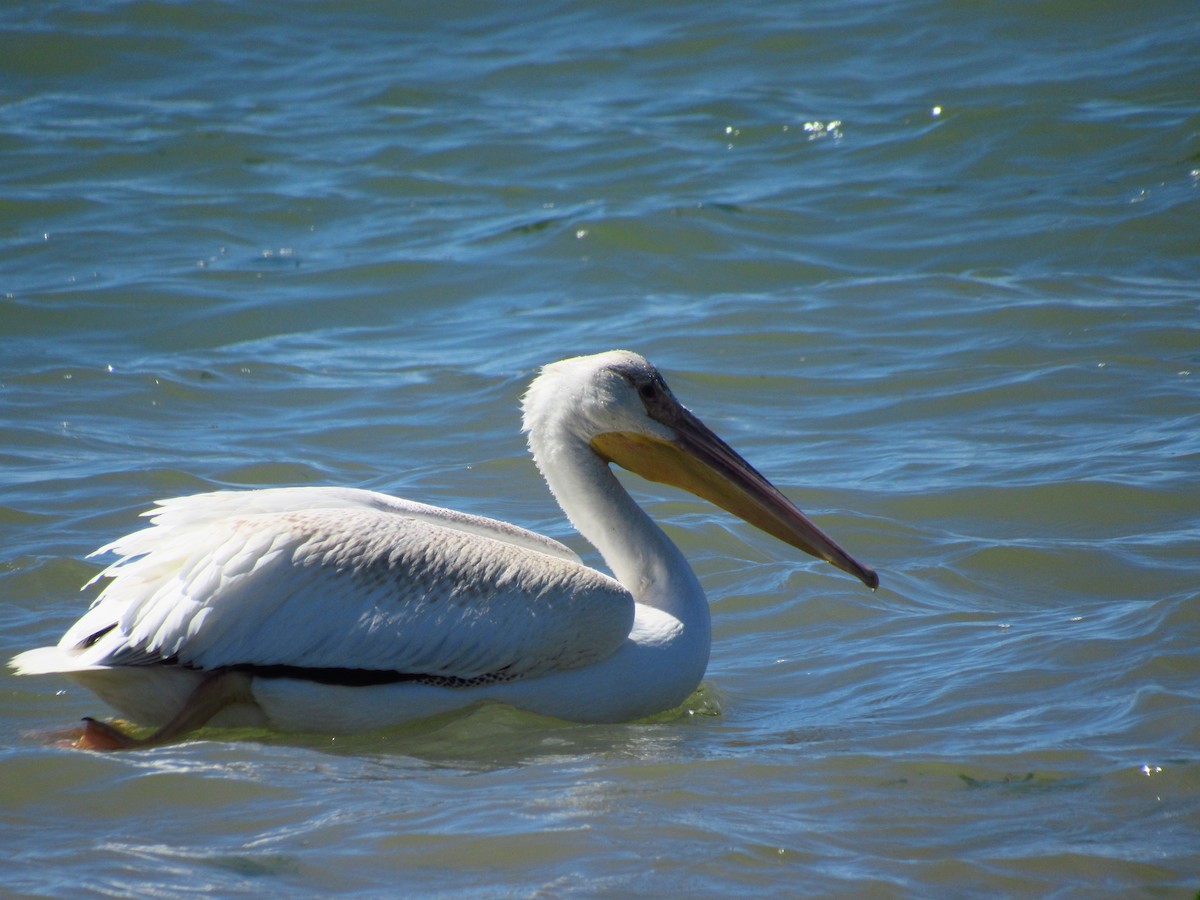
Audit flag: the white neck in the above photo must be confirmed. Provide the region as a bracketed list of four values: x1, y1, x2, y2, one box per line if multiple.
[530, 430, 711, 635]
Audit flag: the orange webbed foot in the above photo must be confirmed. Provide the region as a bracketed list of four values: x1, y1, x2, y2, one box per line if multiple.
[77, 717, 147, 751]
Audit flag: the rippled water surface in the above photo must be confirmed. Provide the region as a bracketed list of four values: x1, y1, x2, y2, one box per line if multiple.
[3, 1, 1198, 896]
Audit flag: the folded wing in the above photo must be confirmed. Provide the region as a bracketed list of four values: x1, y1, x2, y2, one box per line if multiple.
[17, 489, 634, 684]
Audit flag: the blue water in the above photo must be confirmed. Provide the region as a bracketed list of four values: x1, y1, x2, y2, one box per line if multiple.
[3, 1, 1198, 896]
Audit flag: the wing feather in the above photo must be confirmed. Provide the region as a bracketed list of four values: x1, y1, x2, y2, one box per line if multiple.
[56, 493, 633, 683]
[101, 487, 583, 565]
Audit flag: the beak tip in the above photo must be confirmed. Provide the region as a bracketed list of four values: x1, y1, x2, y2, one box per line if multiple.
[837, 557, 878, 590]
[824, 548, 878, 590]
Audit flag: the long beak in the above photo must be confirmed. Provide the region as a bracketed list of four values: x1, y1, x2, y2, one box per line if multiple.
[591, 408, 879, 589]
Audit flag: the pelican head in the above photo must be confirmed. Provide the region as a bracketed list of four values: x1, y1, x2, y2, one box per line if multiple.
[523, 350, 878, 589]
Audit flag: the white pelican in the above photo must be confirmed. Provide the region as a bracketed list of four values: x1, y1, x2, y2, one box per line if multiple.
[11, 350, 877, 749]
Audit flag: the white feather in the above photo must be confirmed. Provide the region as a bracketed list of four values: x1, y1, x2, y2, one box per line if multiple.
[34, 501, 631, 682]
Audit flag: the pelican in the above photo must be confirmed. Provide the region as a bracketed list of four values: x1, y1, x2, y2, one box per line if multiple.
[11, 350, 877, 749]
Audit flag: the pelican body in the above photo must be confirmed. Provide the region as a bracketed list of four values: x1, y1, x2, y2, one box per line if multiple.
[11, 351, 877, 747]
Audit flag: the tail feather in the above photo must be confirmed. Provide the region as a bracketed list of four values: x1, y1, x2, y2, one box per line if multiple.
[10, 646, 78, 675]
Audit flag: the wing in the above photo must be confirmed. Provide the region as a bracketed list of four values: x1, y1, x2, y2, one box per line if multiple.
[117, 486, 584, 564]
[27, 490, 634, 683]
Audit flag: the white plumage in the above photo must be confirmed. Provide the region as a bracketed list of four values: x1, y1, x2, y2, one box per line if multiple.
[11, 351, 876, 747]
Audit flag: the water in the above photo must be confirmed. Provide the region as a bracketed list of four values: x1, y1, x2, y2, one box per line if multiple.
[2, 0, 1198, 895]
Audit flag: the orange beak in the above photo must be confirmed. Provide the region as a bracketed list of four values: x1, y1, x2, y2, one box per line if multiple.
[592, 406, 878, 589]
